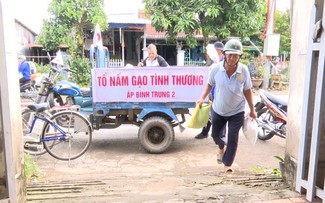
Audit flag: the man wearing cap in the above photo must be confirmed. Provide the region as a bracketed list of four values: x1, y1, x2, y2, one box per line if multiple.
[196, 39, 256, 173]
[195, 41, 225, 139]
[213, 41, 225, 63]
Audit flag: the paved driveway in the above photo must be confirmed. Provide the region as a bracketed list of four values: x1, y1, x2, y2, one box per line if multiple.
[26, 90, 304, 202]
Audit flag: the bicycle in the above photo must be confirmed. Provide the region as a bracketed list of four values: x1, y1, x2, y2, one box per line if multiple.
[23, 103, 92, 161]
[22, 106, 51, 156]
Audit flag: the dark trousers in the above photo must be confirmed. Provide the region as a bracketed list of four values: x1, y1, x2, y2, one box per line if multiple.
[211, 110, 245, 167]
[19, 77, 29, 84]
[19, 78, 30, 92]
[200, 120, 212, 135]
[200, 119, 226, 138]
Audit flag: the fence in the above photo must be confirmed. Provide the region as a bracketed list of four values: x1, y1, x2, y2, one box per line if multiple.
[109, 59, 123, 67]
[184, 49, 207, 66]
[184, 60, 206, 66]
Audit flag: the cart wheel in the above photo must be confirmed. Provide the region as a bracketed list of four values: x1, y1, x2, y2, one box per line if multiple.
[138, 116, 174, 154]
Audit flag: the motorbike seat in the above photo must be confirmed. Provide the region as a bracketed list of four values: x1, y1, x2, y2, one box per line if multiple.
[262, 90, 288, 107]
[80, 88, 91, 97]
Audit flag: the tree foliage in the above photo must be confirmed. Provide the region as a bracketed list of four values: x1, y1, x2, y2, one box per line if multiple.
[37, 0, 108, 85]
[144, 0, 266, 49]
[38, 0, 107, 55]
[274, 9, 291, 56]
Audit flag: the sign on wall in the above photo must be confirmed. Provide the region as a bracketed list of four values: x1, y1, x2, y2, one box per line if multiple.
[91, 67, 209, 102]
[263, 34, 281, 56]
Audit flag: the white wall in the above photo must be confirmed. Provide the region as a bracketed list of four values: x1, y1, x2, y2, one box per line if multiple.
[286, 0, 312, 159]
[285, 0, 322, 187]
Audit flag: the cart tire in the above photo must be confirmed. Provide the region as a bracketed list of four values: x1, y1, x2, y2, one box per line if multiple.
[138, 116, 174, 154]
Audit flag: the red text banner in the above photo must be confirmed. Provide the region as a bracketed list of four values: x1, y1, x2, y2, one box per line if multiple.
[91, 66, 209, 102]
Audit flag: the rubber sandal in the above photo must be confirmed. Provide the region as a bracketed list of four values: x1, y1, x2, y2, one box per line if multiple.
[217, 153, 223, 164]
[224, 166, 234, 173]
[217, 149, 224, 164]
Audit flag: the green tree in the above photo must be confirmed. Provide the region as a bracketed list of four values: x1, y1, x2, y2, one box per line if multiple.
[37, 0, 108, 85]
[144, 0, 266, 52]
[274, 9, 291, 57]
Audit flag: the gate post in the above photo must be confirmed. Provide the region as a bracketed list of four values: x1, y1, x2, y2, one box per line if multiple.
[177, 48, 185, 66]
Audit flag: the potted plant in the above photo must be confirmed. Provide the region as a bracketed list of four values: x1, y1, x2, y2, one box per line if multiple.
[250, 56, 266, 88]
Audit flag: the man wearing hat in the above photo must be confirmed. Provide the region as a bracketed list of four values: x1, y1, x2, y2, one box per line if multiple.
[196, 39, 256, 173]
[213, 41, 225, 62]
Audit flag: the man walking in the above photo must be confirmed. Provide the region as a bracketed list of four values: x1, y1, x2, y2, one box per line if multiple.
[196, 39, 256, 172]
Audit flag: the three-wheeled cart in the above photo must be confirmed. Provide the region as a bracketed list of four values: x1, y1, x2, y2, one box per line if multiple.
[87, 44, 208, 153]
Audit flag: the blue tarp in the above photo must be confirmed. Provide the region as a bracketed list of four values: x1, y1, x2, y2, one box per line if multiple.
[108, 23, 145, 29]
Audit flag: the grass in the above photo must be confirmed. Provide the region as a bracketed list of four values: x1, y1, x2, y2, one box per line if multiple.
[250, 166, 266, 174]
[250, 165, 282, 177]
[274, 155, 285, 163]
[24, 154, 39, 182]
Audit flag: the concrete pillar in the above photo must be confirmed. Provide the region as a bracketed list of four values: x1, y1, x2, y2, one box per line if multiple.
[0, 1, 26, 202]
[142, 26, 147, 61]
[142, 47, 148, 61]
[177, 48, 185, 66]
[263, 60, 272, 89]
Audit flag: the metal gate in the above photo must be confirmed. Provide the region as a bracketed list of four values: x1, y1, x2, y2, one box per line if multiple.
[184, 49, 206, 66]
[295, 2, 325, 202]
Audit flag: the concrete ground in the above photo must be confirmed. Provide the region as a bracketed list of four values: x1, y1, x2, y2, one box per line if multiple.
[25, 90, 312, 202]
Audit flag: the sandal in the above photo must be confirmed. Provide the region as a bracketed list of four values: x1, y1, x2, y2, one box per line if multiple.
[224, 166, 234, 173]
[217, 148, 225, 164]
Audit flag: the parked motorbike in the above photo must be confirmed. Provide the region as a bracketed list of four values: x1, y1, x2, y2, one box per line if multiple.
[52, 80, 92, 111]
[51, 45, 110, 113]
[20, 80, 35, 102]
[34, 65, 67, 107]
[254, 89, 288, 140]
[20, 74, 42, 102]
[46, 53, 92, 112]
[18, 51, 91, 113]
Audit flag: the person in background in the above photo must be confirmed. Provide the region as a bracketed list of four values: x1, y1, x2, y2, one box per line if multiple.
[137, 44, 169, 67]
[248, 60, 256, 78]
[213, 41, 225, 62]
[195, 41, 225, 139]
[196, 39, 256, 173]
[18, 54, 31, 91]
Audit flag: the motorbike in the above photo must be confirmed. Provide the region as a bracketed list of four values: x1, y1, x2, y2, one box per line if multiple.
[20, 74, 42, 102]
[19, 51, 92, 113]
[254, 89, 288, 141]
[50, 46, 110, 114]
[46, 54, 92, 112]
[52, 80, 92, 112]
[20, 80, 35, 102]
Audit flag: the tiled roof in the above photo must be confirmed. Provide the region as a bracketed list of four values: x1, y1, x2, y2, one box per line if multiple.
[143, 24, 217, 40]
[142, 34, 218, 40]
[108, 14, 217, 40]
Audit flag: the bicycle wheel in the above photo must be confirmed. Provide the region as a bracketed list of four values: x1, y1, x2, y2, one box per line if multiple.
[42, 110, 92, 160]
[21, 107, 51, 156]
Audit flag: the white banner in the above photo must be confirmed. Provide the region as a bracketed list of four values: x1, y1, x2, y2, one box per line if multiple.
[91, 66, 209, 102]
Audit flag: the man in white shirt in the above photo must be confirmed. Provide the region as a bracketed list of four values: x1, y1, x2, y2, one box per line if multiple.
[138, 44, 169, 67]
